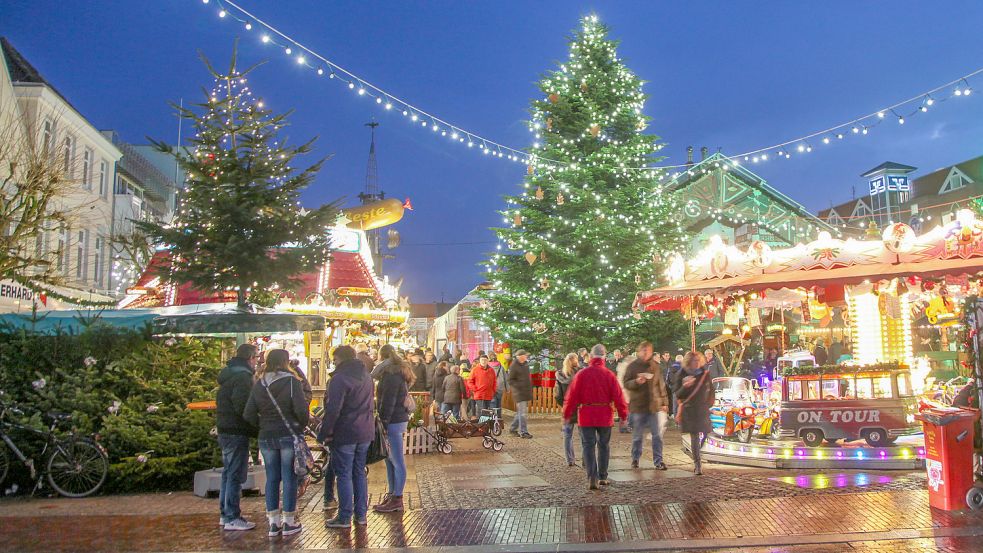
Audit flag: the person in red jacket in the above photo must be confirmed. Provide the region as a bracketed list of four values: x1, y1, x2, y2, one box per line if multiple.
[563, 344, 628, 490]
[467, 354, 498, 418]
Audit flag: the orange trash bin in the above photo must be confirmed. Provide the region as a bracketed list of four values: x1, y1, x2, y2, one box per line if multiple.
[916, 407, 979, 511]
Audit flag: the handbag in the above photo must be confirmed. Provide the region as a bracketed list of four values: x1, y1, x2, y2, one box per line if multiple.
[263, 378, 315, 477]
[403, 390, 417, 414]
[366, 416, 391, 465]
[674, 371, 709, 425]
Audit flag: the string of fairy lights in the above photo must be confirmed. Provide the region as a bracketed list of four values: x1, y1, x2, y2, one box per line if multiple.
[195, 0, 982, 175]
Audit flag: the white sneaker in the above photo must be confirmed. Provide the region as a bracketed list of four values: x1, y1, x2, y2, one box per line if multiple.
[224, 518, 257, 531]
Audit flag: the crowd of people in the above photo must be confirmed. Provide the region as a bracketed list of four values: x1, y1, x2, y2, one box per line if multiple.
[214, 340, 721, 535]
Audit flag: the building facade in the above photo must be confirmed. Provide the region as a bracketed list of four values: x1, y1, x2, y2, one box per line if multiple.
[1, 38, 121, 311]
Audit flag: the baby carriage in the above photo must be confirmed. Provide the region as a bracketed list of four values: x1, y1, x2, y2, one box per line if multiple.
[423, 408, 505, 454]
[305, 408, 329, 484]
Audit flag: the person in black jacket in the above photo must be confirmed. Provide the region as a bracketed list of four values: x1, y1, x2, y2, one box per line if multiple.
[244, 349, 311, 537]
[508, 350, 533, 438]
[431, 361, 449, 409]
[408, 349, 428, 392]
[216, 343, 259, 531]
[373, 348, 415, 513]
[672, 351, 713, 475]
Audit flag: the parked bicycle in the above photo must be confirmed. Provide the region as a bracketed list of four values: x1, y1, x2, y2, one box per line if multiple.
[0, 391, 109, 498]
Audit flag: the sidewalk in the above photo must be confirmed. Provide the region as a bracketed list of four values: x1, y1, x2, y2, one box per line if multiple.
[0, 417, 979, 552]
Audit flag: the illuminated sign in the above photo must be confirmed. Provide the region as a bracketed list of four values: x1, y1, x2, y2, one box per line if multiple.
[868, 177, 885, 195]
[329, 229, 361, 252]
[887, 175, 910, 191]
[336, 287, 375, 297]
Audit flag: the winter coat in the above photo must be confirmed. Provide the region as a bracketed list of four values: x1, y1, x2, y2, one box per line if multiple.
[623, 357, 667, 414]
[317, 358, 375, 446]
[507, 359, 533, 403]
[554, 367, 578, 422]
[216, 357, 256, 437]
[827, 343, 843, 365]
[562, 358, 628, 427]
[494, 363, 510, 394]
[432, 366, 448, 405]
[672, 367, 714, 434]
[371, 357, 399, 381]
[410, 361, 428, 392]
[377, 362, 411, 426]
[705, 356, 725, 379]
[814, 345, 829, 366]
[442, 373, 465, 405]
[424, 359, 439, 391]
[243, 371, 311, 440]
[356, 352, 374, 373]
[467, 363, 497, 401]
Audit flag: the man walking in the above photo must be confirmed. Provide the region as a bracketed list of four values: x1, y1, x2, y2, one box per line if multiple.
[623, 341, 669, 470]
[562, 344, 628, 490]
[704, 349, 724, 379]
[319, 346, 375, 529]
[493, 354, 510, 412]
[467, 354, 497, 415]
[507, 350, 533, 438]
[216, 343, 259, 531]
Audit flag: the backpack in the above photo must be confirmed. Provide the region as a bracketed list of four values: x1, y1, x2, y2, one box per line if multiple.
[554, 379, 567, 406]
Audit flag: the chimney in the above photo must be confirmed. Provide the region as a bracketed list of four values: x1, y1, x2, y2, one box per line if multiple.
[686, 146, 694, 165]
[701, 146, 709, 161]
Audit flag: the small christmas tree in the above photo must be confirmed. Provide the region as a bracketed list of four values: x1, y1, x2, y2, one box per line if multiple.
[478, 16, 686, 353]
[138, 45, 338, 308]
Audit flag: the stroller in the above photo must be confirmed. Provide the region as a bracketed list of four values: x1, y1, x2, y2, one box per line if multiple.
[305, 408, 329, 484]
[423, 407, 505, 454]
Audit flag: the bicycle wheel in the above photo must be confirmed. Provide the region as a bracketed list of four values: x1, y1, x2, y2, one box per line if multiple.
[46, 438, 108, 498]
[0, 445, 8, 488]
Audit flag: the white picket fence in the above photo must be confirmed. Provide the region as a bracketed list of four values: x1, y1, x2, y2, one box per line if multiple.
[404, 425, 434, 455]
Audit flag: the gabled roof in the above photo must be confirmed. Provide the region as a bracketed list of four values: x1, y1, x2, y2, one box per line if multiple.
[663, 152, 836, 240]
[860, 161, 917, 177]
[912, 155, 983, 200]
[0, 37, 77, 112]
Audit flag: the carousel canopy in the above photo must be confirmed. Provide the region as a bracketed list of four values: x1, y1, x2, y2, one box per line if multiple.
[153, 305, 326, 335]
[637, 209, 983, 309]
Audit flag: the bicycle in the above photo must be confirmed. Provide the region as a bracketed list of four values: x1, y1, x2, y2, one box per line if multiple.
[0, 391, 109, 498]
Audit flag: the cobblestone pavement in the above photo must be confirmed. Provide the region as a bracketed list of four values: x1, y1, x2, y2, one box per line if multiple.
[0, 415, 975, 552]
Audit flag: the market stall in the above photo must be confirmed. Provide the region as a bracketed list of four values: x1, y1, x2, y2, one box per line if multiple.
[635, 209, 983, 469]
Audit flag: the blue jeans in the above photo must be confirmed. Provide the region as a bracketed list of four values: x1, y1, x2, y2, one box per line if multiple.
[384, 421, 408, 496]
[561, 422, 576, 465]
[492, 390, 503, 411]
[579, 426, 612, 481]
[259, 436, 297, 513]
[333, 442, 370, 522]
[218, 434, 250, 523]
[629, 411, 667, 464]
[441, 403, 461, 418]
[474, 399, 491, 416]
[510, 401, 528, 434]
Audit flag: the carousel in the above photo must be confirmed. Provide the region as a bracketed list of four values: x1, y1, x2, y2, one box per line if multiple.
[635, 209, 983, 470]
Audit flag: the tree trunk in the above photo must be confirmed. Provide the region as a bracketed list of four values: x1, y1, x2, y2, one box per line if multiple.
[237, 287, 247, 309]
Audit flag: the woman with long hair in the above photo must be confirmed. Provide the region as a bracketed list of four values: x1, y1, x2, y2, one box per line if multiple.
[243, 349, 311, 536]
[671, 351, 713, 475]
[373, 345, 416, 513]
[555, 352, 581, 467]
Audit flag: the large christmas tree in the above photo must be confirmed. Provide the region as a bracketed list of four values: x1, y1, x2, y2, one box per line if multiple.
[478, 16, 686, 353]
[138, 46, 338, 308]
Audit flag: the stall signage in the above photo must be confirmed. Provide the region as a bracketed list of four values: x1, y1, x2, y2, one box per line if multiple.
[329, 229, 361, 253]
[0, 281, 46, 306]
[795, 409, 881, 424]
[342, 198, 405, 231]
[337, 287, 375, 297]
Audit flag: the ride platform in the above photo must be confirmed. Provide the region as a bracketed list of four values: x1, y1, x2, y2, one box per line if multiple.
[682, 433, 926, 470]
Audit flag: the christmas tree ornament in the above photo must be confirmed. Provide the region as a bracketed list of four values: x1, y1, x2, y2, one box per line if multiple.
[513, 214, 522, 227]
[535, 186, 544, 200]
[556, 193, 565, 205]
[546, 118, 553, 130]
[540, 277, 550, 289]
[527, 164, 535, 175]
[524, 252, 538, 265]
[540, 250, 547, 262]
[548, 93, 560, 104]
[580, 82, 588, 93]
[635, 274, 641, 284]
[590, 124, 601, 137]
[507, 239, 518, 249]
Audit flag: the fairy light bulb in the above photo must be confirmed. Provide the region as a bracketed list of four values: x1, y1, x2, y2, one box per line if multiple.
[261, 35, 270, 43]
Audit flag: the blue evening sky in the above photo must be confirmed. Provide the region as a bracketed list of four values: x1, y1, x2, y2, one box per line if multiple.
[3, 1, 983, 303]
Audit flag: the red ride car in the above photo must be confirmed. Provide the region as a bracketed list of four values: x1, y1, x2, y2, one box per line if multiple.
[778, 367, 920, 447]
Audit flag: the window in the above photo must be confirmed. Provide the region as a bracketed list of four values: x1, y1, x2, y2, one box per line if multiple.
[57, 226, 68, 272]
[789, 379, 821, 400]
[82, 149, 92, 190]
[939, 166, 974, 194]
[62, 136, 74, 175]
[820, 379, 842, 399]
[35, 229, 45, 257]
[872, 375, 893, 398]
[93, 236, 103, 287]
[41, 120, 53, 155]
[98, 161, 108, 196]
[115, 175, 128, 195]
[851, 199, 871, 218]
[897, 373, 912, 397]
[76, 231, 85, 279]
